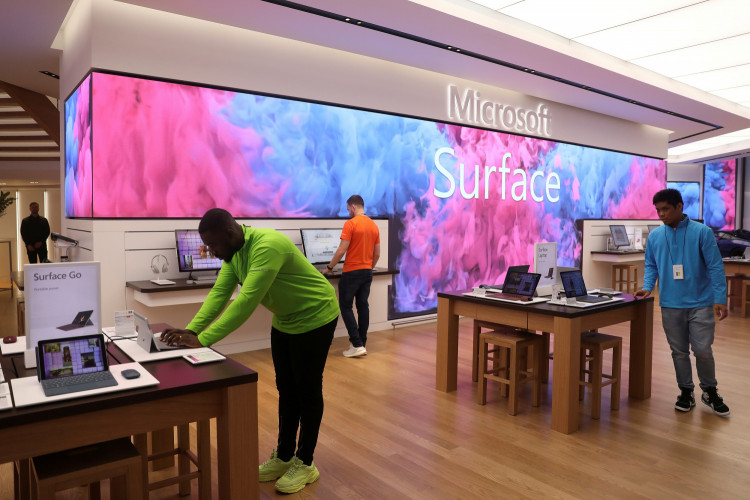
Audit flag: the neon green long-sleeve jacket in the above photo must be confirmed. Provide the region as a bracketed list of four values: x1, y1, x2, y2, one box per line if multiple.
[187, 226, 339, 346]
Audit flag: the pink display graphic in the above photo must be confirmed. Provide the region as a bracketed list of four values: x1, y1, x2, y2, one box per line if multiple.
[703, 159, 736, 230]
[64, 75, 92, 217]
[65, 71, 667, 316]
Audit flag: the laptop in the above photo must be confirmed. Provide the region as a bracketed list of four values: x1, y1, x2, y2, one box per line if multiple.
[300, 228, 345, 272]
[134, 311, 186, 352]
[36, 334, 117, 397]
[480, 265, 530, 290]
[559, 270, 612, 303]
[486, 271, 541, 302]
[56, 310, 94, 331]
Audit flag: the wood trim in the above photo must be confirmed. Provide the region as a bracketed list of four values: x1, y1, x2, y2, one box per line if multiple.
[0, 80, 60, 145]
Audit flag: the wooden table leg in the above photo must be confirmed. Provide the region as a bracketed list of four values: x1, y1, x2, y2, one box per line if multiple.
[551, 316, 582, 434]
[197, 420, 212, 500]
[628, 298, 653, 399]
[217, 383, 258, 500]
[132, 434, 149, 500]
[436, 297, 459, 392]
[151, 428, 174, 470]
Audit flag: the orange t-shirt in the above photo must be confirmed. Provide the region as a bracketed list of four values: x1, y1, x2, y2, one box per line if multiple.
[340, 215, 380, 272]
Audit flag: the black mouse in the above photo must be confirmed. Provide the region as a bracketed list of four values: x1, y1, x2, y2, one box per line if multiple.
[121, 369, 141, 379]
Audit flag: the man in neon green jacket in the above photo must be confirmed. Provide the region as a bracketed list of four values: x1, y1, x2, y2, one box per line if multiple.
[162, 208, 339, 494]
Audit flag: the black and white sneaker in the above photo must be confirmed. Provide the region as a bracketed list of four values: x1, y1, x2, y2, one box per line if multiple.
[701, 387, 730, 417]
[674, 388, 695, 412]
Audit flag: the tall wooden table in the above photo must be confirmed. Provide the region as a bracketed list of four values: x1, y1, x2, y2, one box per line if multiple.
[436, 290, 654, 434]
[0, 341, 259, 499]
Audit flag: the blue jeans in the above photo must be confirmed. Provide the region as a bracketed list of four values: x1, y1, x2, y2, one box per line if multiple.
[660, 306, 717, 391]
[338, 269, 373, 348]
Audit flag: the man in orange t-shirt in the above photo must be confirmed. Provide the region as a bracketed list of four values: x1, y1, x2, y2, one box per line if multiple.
[323, 195, 380, 358]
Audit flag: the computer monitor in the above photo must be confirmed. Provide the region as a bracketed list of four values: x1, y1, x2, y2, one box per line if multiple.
[174, 230, 222, 274]
[609, 225, 631, 248]
[647, 224, 660, 233]
[300, 228, 344, 265]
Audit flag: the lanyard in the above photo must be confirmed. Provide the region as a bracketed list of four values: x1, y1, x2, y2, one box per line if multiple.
[664, 218, 688, 267]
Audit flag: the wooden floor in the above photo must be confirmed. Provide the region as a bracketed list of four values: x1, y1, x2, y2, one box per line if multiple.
[1, 290, 749, 499]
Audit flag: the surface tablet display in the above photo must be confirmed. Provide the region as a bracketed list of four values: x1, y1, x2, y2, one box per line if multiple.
[559, 270, 611, 303]
[609, 225, 631, 248]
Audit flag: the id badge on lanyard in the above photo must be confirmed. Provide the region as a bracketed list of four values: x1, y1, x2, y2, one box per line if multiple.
[673, 264, 684, 280]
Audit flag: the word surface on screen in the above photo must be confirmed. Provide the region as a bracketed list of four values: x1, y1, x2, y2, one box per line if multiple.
[300, 229, 344, 265]
[175, 230, 222, 274]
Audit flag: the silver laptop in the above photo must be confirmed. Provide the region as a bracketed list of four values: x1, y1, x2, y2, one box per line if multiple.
[559, 270, 612, 303]
[134, 311, 185, 352]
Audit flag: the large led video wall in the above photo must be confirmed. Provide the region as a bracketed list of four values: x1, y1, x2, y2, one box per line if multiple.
[703, 159, 736, 230]
[64, 71, 666, 317]
[64, 74, 92, 218]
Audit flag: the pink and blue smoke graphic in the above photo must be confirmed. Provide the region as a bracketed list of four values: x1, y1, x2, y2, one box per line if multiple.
[69, 72, 666, 316]
[64, 75, 92, 217]
[703, 160, 735, 230]
[666, 181, 700, 219]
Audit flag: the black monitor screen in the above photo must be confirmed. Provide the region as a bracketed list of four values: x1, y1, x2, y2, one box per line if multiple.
[609, 225, 631, 248]
[175, 230, 223, 272]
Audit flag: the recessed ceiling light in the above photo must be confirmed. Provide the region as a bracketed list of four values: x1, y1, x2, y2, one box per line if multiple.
[30, 181, 39, 184]
[39, 70, 59, 79]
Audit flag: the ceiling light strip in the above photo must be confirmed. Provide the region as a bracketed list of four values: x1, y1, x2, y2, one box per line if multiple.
[261, 0, 722, 141]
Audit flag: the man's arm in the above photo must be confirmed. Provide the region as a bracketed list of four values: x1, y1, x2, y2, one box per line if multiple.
[635, 239, 658, 298]
[699, 226, 728, 320]
[372, 243, 380, 269]
[323, 239, 349, 274]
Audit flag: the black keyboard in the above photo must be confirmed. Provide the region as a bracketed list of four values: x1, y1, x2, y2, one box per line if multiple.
[41, 371, 117, 396]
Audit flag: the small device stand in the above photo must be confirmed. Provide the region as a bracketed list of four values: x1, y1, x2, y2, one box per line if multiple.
[186, 271, 219, 284]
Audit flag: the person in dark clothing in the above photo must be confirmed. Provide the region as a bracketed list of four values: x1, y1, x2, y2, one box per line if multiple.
[20, 202, 50, 263]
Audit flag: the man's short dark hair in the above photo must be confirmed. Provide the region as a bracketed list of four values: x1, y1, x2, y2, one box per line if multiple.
[652, 188, 683, 208]
[346, 195, 364, 207]
[199, 208, 235, 233]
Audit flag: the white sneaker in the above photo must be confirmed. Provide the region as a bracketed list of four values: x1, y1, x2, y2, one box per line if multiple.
[343, 344, 367, 357]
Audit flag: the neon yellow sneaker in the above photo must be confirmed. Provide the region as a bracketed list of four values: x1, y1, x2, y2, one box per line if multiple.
[274, 457, 320, 493]
[258, 449, 293, 482]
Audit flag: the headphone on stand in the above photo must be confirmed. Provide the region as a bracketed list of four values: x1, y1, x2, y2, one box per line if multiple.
[151, 254, 169, 274]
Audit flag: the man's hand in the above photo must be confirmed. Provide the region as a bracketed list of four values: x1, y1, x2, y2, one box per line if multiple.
[34, 242, 43, 249]
[321, 268, 332, 275]
[26, 244, 34, 252]
[714, 303, 728, 321]
[634, 289, 651, 299]
[160, 328, 202, 347]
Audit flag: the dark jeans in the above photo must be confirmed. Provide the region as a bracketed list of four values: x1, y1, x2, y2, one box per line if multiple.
[27, 245, 48, 263]
[338, 269, 373, 348]
[271, 317, 337, 466]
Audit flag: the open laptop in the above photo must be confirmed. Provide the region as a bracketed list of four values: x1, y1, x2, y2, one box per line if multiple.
[56, 310, 94, 331]
[486, 271, 541, 302]
[559, 270, 612, 303]
[134, 311, 186, 352]
[36, 333, 117, 397]
[480, 265, 530, 290]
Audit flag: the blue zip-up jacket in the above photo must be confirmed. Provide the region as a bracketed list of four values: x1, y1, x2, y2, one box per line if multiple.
[643, 216, 727, 308]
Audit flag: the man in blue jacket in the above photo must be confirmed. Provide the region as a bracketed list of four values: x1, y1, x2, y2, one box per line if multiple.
[635, 189, 729, 416]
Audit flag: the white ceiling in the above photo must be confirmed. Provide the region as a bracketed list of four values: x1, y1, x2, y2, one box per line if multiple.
[1, 0, 750, 186]
[459, 0, 750, 159]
